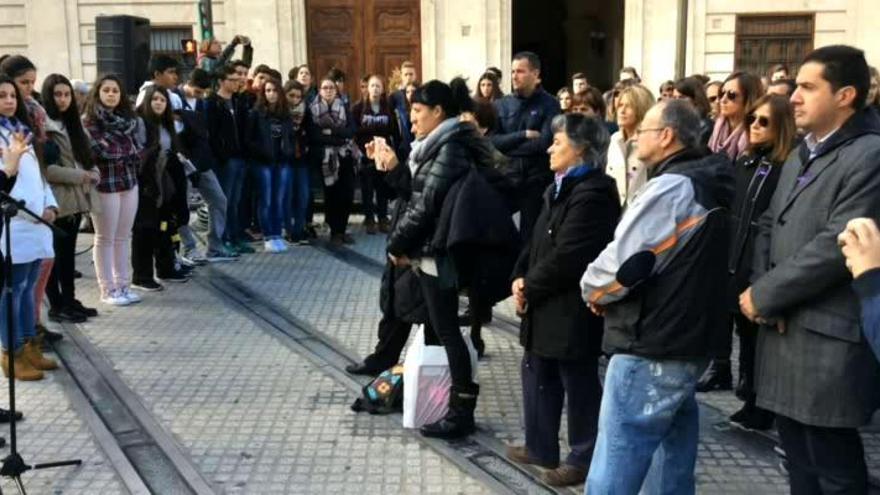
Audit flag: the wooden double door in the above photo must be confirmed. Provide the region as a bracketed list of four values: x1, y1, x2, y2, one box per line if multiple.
[306, 0, 421, 89]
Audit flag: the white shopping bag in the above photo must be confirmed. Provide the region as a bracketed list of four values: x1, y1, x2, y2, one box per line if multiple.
[402, 324, 479, 428]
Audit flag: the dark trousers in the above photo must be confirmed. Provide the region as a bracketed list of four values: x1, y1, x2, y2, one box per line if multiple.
[776, 415, 868, 495]
[323, 157, 355, 236]
[522, 352, 601, 469]
[363, 314, 438, 370]
[131, 203, 176, 282]
[240, 165, 259, 233]
[418, 271, 476, 391]
[363, 313, 413, 370]
[519, 180, 549, 242]
[734, 313, 761, 405]
[46, 213, 81, 309]
[359, 162, 389, 224]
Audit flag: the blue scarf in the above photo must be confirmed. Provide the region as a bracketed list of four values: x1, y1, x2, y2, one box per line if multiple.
[553, 163, 593, 199]
[0, 116, 31, 142]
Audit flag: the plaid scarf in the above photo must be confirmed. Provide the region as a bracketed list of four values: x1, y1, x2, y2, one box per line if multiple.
[309, 97, 361, 185]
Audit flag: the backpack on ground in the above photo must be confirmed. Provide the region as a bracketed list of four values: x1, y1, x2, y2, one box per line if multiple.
[350, 365, 404, 415]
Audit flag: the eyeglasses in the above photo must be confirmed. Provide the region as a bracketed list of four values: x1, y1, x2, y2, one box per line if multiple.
[635, 127, 665, 136]
[721, 90, 739, 102]
[746, 114, 770, 128]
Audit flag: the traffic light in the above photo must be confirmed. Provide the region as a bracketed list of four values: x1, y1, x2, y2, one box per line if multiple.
[197, 0, 213, 40]
[181, 39, 197, 55]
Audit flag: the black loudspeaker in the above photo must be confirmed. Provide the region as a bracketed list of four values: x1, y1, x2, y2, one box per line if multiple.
[95, 15, 151, 96]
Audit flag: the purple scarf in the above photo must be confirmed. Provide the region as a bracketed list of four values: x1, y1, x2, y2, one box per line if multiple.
[708, 116, 749, 160]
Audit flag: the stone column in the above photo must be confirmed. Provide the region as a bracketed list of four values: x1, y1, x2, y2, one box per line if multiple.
[25, 0, 74, 79]
[624, 0, 684, 94]
[420, 0, 511, 89]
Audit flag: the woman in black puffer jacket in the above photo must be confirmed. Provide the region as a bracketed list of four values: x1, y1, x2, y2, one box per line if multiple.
[371, 78, 492, 439]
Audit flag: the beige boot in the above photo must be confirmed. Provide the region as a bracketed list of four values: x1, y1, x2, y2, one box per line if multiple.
[2, 350, 44, 381]
[24, 340, 57, 371]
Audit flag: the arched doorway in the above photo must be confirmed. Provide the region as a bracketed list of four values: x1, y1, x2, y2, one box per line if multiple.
[513, 0, 624, 93]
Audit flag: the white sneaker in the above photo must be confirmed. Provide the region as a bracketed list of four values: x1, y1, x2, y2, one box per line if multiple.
[119, 287, 142, 304]
[273, 238, 288, 252]
[181, 249, 207, 266]
[100, 289, 131, 306]
[264, 240, 277, 253]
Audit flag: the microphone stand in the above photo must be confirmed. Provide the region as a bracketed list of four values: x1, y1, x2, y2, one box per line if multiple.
[0, 191, 80, 494]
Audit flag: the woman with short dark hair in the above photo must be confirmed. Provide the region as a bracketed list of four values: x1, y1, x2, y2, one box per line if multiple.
[372, 78, 497, 439]
[507, 113, 620, 486]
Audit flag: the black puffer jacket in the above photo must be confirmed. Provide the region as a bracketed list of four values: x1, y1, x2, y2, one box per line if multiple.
[387, 119, 496, 258]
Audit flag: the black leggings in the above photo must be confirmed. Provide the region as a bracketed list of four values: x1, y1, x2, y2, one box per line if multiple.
[323, 157, 355, 236]
[418, 271, 476, 390]
[46, 214, 81, 309]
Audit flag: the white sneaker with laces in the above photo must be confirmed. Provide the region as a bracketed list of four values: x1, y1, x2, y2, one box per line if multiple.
[119, 286, 142, 304]
[273, 238, 289, 252]
[100, 289, 131, 306]
[264, 240, 277, 253]
[181, 249, 208, 266]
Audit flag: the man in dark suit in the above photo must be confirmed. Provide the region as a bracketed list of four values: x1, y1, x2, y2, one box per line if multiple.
[740, 45, 880, 494]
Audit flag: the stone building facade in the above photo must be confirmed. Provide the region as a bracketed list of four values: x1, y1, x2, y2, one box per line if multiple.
[4, 0, 879, 94]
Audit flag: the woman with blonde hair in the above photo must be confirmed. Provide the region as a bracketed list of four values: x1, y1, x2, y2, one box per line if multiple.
[605, 84, 655, 205]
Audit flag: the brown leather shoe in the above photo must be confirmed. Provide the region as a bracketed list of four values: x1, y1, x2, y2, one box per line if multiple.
[541, 464, 587, 487]
[24, 340, 58, 371]
[505, 445, 558, 469]
[2, 350, 44, 381]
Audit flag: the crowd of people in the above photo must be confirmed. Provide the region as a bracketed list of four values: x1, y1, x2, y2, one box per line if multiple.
[0, 34, 878, 494]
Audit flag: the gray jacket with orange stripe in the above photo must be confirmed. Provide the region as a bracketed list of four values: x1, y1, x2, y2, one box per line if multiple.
[581, 149, 734, 359]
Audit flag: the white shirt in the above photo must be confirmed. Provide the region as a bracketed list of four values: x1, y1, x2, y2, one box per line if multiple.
[804, 127, 840, 160]
[0, 128, 57, 263]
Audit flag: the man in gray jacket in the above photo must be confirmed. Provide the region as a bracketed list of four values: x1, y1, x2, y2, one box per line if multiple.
[740, 45, 880, 493]
[581, 100, 733, 493]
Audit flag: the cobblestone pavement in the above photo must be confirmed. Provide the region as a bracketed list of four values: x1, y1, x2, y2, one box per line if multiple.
[0, 371, 127, 494]
[68, 244, 493, 494]
[213, 218, 790, 494]
[5, 214, 876, 494]
[339, 216, 880, 492]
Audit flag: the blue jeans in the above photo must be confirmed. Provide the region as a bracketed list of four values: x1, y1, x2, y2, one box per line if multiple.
[286, 164, 310, 239]
[218, 158, 246, 243]
[585, 354, 707, 495]
[254, 163, 292, 238]
[0, 260, 41, 351]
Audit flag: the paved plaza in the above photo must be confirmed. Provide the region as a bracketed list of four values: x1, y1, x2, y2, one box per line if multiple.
[0, 218, 878, 494]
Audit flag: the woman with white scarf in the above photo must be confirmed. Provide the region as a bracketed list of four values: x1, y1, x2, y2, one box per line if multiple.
[0, 76, 59, 381]
[306, 75, 360, 246]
